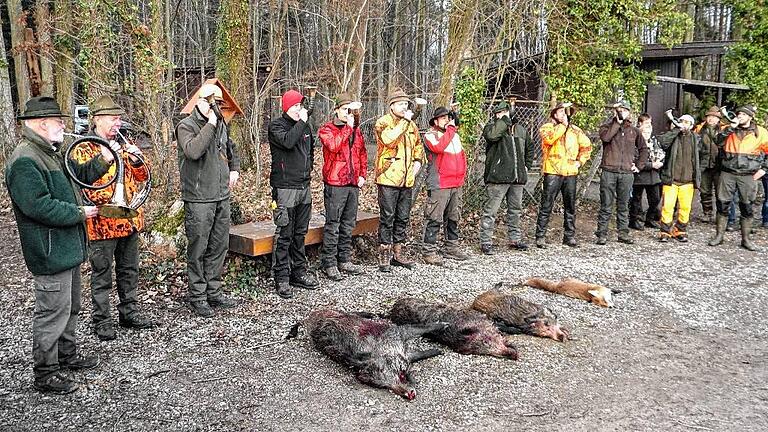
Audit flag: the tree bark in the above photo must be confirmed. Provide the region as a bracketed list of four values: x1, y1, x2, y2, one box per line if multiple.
[52, 0, 74, 128]
[35, 1, 54, 95]
[8, 0, 30, 107]
[0, 16, 18, 157]
[436, 0, 478, 105]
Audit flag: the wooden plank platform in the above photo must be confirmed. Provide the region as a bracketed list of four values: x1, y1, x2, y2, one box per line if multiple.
[229, 211, 379, 257]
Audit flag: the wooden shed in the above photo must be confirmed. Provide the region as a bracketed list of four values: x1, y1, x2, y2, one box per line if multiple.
[640, 41, 749, 134]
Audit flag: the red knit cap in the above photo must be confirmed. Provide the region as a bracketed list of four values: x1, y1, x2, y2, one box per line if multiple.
[281, 90, 304, 112]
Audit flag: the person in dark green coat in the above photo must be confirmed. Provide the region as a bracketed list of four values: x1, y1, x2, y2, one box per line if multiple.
[478, 101, 533, 255]
[5, 97, 116, 394]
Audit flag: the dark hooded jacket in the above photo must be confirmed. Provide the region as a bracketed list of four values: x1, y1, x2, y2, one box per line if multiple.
[268, 113, 315, 189]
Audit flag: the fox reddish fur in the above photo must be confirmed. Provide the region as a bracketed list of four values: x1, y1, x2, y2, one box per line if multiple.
[523, 277, 617, 308]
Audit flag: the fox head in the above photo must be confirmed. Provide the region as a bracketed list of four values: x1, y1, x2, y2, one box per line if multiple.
[587, 287, 615, 308]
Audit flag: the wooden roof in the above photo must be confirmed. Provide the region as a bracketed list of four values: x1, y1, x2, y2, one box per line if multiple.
[180, 78, 244, 123]
[641, 41, 736, 60]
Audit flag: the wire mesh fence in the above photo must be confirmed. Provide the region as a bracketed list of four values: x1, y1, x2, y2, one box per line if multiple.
[266, 96, 602, 214]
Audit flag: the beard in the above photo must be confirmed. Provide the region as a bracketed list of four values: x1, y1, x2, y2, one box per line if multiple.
[50, 129, 65, 143]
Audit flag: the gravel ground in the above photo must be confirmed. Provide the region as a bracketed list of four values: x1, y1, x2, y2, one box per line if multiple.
[1, 204, 767, 432]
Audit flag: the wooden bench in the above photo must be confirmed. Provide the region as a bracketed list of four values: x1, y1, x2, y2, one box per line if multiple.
[229, 211, 379, 257]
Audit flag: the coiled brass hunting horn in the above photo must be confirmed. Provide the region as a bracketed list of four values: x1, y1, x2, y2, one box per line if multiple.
[63, 131, 151, 219]
[304, 85, 318, 116]
[411, 97, 428, 121]
[665, 109, 682, 129]
[720, 107, 737, 124]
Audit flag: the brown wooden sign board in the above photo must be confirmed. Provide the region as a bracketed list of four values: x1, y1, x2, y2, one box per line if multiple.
[180, 78, 244, 123]
[229, 211, 379, 257]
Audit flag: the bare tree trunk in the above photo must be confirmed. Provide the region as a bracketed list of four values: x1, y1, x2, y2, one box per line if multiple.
[436, 0, 478, 105]
[52, 0, 74, 127]
[35, 1, 54, 95]
[0, 17, 17, 158]
[8, 0, 30, 106]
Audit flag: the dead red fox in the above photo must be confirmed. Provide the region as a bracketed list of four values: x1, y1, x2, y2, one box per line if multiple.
[523, 277, 619, 308]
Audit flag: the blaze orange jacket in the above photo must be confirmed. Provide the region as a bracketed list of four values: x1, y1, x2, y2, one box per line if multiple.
[718, 124, 768, 175]
[71, 140, 148, 240]
[539, 122, 592, 176]
[374, 113, 424, 188]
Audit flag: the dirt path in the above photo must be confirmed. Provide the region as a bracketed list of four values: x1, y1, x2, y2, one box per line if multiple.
[1, 207, 767, 431]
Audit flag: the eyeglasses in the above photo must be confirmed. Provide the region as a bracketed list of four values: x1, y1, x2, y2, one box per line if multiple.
[43, 118, 65, 126]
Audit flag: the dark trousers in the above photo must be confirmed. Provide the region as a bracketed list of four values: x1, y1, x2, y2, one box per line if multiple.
[185, 199, 230, 302]
[717, 171, 756, 218]
[32, 267, 81, 379]
[378, 184, 413, 245]
[762, 176, 768, 224]
[423, 188, 462, 253]
[700, 168, 721, 214]
[272, 187, 311, 282]
[596, 170, 634, 237]
[629, 183, 661, 225]
[320, 185, 359, 269]
[90, 231, 139, 326]
[535, 174, 577, 240]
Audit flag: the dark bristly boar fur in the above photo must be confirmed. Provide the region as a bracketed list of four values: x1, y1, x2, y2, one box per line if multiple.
[389, 298, 518, 359]
[290, 309, 446, 400]
[471, 285, 570, 342]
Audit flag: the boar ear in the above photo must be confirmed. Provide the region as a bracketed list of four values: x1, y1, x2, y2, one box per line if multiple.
[522, 310, 544, 324]
[588, 289, 601, 298]
[493, 281, 504, 290]
[350, 352, 372, 368]
[351, 311, 380, 320]
[494, 321, 524, 335]
[355, 370, 374, 385]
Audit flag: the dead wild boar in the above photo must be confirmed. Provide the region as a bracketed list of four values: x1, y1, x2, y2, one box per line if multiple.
[288, 309, 446, 400]
[389, 298, 518, 359]
[471, 286, 570, 342]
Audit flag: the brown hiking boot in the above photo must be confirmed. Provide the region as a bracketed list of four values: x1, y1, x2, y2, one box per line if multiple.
[188, 300, 214, 318]
[442, 246, 470, 261]
[338, 261, 364, 275]
[34, 372, 78, 395]
[391, 243, 415, 270]
[275, 281, 294, 299]
[60, 353, 100, 370]
[119, 312, 156, 329]
[423, 252, 443, 266]
[94, 322, 116, 341]
[208, 295, 239, 309]
[378, 244, 392, 273]
[323, 266, 344, 281]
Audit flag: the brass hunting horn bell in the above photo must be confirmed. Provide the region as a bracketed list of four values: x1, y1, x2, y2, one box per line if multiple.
[63, 129, 151, 219]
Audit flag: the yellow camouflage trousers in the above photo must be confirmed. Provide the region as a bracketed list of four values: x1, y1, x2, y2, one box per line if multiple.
[660, 183, 694, 234]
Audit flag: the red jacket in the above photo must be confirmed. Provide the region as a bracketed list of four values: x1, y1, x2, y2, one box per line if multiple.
[423, 125, 467, 189]
[318, 120, 368, 186]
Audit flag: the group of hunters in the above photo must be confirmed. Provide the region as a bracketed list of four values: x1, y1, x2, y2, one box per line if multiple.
[5, 82, 768, 394]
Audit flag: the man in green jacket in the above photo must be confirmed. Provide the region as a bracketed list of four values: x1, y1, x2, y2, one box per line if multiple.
[695, 106, 724, 222]
[176, 83, 241, 317]
[479, 101, 533, 255]
[5, 97, 115, 394]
